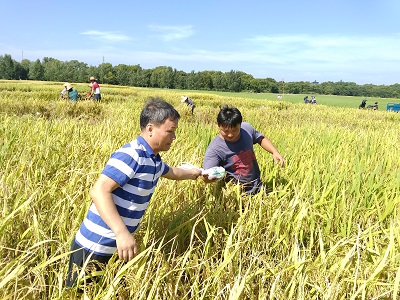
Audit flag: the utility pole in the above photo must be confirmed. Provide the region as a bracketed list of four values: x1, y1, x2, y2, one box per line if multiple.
[101, 56, 105, 83]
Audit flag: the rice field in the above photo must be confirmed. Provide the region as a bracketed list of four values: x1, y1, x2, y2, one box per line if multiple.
[1, 80, 400, 299]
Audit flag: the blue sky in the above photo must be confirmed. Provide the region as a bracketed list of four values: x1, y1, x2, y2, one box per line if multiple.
[1, 0, 399, 85]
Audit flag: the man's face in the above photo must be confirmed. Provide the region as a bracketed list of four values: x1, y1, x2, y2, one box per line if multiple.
[218, 124, 241, 142]
[149, 118, 178, 153]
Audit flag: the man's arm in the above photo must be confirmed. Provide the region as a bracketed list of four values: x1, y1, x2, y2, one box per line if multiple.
[259, 137, 285, 167]
[162, 166, 201, 180]
[89, 174, 138, 262]
[201, 146, 223, 183]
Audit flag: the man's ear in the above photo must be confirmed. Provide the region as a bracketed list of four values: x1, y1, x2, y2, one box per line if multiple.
[146, 123, 154, 136]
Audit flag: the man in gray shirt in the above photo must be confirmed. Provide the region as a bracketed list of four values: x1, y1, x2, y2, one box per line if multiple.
[202, 105, 285, 194]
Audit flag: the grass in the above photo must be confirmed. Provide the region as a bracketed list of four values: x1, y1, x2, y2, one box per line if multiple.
[1, 80, 400, 299]
[175, 88, 399, 109]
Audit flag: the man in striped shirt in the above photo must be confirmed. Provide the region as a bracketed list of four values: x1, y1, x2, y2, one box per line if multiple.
[66, 98, 201, 287]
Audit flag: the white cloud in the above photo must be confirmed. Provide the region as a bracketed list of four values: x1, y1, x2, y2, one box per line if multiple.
[80, 31, 131, 43]
[148, 25, 194, 41]
[245, 34, 400, 65]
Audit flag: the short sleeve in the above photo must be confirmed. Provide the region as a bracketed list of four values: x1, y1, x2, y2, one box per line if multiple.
[102, 150, 139, 186]
[203, 147, 222, 170]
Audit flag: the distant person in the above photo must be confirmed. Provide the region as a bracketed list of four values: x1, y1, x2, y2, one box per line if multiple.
[60, 82, 69, 98]
[181, 96, 195, 114]
[65, 83, 80, 103]
[311, 96, 317, 104]
[202, 105, 285, 195]
[359, 99, 367, 109]
[66, 98, 202, 288]
[303, 96, 309, 104]
[367, 102, 378, 110]
[89, 76, 101, 101]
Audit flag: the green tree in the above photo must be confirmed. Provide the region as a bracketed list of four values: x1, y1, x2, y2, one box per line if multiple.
[86, 66, 99, 83]
[127, 64, 145, 87]
[138, 69, 152, 87]
[0, 54, 16, 79]
[236, 71, 254, 91]
[225, 70, 242, 92]
[114, 64, 131, 86]
[211, 71, 226, 91]
[42, 57, 64, 81]
[319, 82, 335, 95]
[196, 71, 214, 90]
[15, 59, 31, 80]
[150, 66, 174, 88]
[97, 63, 115, 84]
[173, 70, 187, 90]
[3, 51, 400, 98]
[185, 71, 197, 90]
[62, 60, 89, 83]
[28, 59, 44, 80]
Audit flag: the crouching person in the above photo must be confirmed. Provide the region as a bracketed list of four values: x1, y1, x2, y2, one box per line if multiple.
[65, 83, 80, 103]
[181, 96, 196, 114]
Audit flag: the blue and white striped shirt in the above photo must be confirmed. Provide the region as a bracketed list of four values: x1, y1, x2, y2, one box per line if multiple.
[75, 136, 169, 256]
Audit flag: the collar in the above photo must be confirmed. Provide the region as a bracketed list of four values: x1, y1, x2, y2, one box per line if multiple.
[137, 136, 156, 157]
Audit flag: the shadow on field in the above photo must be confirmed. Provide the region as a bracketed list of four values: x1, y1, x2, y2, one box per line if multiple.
[147, 172, 288, 258]
[146, 181, 244, 257]
[263, 172, 289, 194]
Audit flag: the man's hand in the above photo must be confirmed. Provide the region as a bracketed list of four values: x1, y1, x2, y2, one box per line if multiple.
[259, 137, 285, 167]
[272, 152, 285, 167]
[189, 168, 202, 179]
[90, 174, 138, 262]
[116, 231, 138, 262]
[201, 173, 220, 183]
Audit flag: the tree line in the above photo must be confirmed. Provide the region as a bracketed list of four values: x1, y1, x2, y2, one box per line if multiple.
[1, 53, 399, 98]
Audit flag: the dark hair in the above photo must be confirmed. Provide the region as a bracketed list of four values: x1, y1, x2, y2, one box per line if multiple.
[140, 97, 180, 130]
[217, 105, 242, 127]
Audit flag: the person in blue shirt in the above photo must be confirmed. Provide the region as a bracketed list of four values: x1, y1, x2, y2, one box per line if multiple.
[66, 98, 201, 287]
[65, 83, 80, 102]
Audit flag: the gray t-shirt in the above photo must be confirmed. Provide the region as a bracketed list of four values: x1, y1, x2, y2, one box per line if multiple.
[203, 122, 264, 194]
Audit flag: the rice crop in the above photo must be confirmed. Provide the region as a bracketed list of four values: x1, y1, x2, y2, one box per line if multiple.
[1, 80, 400, 299]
